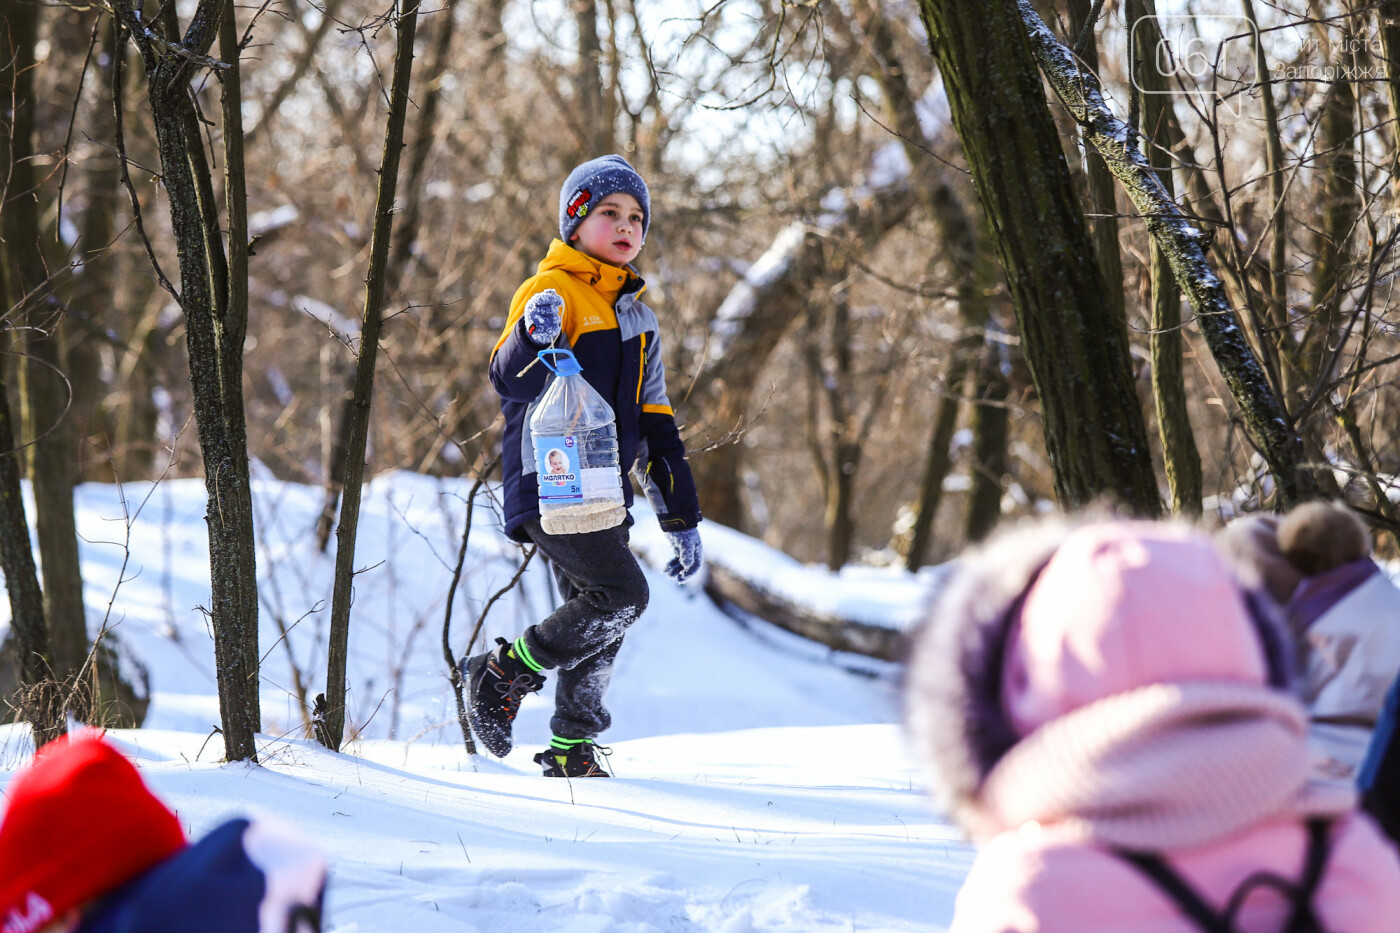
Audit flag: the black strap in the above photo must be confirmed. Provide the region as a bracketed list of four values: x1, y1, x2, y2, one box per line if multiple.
[1117, 849, 1233, 933]
[1288, 819, 1332, 933]
[1221, 819, 1331, 933]
[1116, 819, 1333, 933]
[284, 902, 324, 933]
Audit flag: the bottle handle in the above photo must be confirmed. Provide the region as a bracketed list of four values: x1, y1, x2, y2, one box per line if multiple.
[515, 346, 578, 380]
[537, 347, 580, 376]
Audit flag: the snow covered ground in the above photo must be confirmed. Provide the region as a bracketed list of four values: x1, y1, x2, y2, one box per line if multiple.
[0, 471, 972, 931]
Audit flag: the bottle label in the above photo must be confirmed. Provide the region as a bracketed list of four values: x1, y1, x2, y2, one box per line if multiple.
[536, 435, 583, 502]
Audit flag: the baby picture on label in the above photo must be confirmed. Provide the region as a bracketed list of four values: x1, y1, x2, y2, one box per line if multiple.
[545, 448, 572, 481]
[536, 435, 584, 502]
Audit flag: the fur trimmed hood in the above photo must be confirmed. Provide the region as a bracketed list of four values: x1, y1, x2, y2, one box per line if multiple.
[905, 514, 1073, 833]
[906, 516, 1295, 837]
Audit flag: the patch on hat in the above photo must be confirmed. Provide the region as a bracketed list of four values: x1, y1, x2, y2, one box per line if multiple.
[3, 892, 53, 933]
[565, 188, 591, 219]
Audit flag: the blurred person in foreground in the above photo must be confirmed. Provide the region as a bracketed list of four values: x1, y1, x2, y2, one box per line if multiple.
[0, 735, 326, 933]
[907, 516, 1400, 932]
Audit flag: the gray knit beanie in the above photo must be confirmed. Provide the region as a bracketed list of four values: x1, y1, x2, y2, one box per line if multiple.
[559, 155, 650, 244]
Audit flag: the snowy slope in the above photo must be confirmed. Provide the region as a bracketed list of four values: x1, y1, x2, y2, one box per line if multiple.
[0, 472, 973, 931]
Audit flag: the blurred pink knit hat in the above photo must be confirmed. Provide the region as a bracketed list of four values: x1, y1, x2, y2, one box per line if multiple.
[1000, 522, 1273, 735]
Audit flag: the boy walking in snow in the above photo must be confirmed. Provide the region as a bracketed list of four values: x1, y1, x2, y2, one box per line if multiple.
[464, 155, 703, 778]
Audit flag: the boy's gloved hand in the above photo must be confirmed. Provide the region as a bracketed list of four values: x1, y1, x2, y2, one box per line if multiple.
[523, 289, 564, 345]
[664, 527, 703, 583]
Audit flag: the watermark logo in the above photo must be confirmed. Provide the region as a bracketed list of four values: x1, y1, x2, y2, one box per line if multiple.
[1130, 15, 1258, 118]
[1270, 28, 1385, 82]
[1131, 14, 1387, 119]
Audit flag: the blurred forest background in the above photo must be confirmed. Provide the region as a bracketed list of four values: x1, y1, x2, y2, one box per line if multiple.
[6, 0, 1400, 575]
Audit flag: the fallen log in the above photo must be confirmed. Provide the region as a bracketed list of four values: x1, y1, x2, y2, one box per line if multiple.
[703, 563, 908, 663]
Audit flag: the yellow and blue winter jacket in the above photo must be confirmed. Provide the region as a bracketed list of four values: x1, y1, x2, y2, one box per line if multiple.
[490, 240, 702, 542]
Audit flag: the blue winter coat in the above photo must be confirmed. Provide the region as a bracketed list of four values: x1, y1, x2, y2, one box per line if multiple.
[77, 817, 326, 933]
[490, 240, 702, 541]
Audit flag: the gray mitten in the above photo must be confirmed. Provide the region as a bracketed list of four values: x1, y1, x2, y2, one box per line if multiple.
[664, 527, 703, 583]
[523, 289, 564, 345]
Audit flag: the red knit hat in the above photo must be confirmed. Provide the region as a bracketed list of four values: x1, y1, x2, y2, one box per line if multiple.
[0, 736, 186, 933]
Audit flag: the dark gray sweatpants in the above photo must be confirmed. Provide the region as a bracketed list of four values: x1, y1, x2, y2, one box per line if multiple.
[518, 517, 649, 740]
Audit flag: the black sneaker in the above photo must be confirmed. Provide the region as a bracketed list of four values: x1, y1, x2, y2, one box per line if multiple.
[533, 740, 612, 778]
[462, 637, 545, 757]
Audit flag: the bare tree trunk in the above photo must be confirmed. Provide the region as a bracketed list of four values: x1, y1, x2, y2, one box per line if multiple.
[321, 0, 421, 751]
[965, 339, 1011, 542]
[441, 475, 486, 756]
[857, 0, 1007, 564]
[106, 38, 166, 484]
[1272, 8, 1355, 506]
[111, 296, 164, 480]
[0, 382, 62, 746]
[803, 290, 860, 571]
[69, 16, 121, 483]
[1240, 0, 1290, 352]
[895, 189, 995, 568]
[112, 0, 261, 760]
[218, 0, 258, 705]
[315, 390, 354, 552]
[245, 0, 346, 144]
[685, 3, 922, 529]
[23, 314, 87, 688]
[0, 6, 90, 690]
[905, 352, 969, 569]
[0, 7, 65, 748]
[916, 0, 1162, 515]
[693, 179, 914, 531]
[1301, 79, 1358, 375]
[575, 0, 611, 156]
[1148, 81, 1341, 507]
[388, 0, 458, 298]
[1065, 0, 1125, 321]
[1015, 0, 1315, 507]
[316, 0, 458, 550]
[1379, 1, 1400, 205]
[1334, 398, 1400, 534]
[1129, 0, 1202, 516]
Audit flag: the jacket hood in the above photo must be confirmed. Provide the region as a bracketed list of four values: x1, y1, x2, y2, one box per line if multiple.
[906, 516, 1294, 833]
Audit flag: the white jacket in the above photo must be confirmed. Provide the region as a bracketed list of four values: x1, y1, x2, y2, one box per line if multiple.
[1297, 569, 1400, 782]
